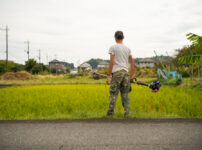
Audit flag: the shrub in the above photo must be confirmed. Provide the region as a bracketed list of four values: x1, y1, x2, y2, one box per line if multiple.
[78, 72, 88, 76]
[144, 68, 150, 74]
[176, 78, 183, 85]
[40, 71, 49, 75]
[68, 73, 77, 78]
[50, 68, 56, 74]
[181, 71, 190, 77]
[66, 67, 71, 73]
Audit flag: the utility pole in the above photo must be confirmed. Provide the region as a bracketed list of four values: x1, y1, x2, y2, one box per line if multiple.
[24, 40, 30, 60]
[38, 49, 41, 63]
[0, 25, 9, 72]
[6, 26, 8, 72]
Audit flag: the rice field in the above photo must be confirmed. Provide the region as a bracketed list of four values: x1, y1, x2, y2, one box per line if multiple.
[0, 84, 201, 119]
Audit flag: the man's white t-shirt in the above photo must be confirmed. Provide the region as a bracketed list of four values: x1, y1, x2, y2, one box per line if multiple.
[108, 43, 131, 73]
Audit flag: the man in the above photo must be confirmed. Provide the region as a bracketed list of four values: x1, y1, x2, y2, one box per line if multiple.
[106, 31, 135, 118]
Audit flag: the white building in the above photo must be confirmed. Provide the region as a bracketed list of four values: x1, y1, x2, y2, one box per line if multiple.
[79, 62, 92, 72]
[49, 59, 66, 73]
[97, 61, 109, 70]
[137, 59, 156, 68]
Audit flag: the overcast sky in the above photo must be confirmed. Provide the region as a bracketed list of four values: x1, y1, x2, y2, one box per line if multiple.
[0, 0, 202, 66]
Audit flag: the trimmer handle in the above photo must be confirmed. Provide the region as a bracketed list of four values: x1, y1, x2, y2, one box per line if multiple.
[130, 78, 149, 87]
[130, 78, 162, 92]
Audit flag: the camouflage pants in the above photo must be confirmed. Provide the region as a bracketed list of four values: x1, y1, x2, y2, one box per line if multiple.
[107, 70, 130, 117]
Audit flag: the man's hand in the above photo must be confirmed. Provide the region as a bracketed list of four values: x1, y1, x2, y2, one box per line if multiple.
[106, 76, 110, 85]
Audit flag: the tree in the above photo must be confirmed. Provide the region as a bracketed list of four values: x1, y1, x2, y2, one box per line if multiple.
[87, 58, 109, 69]
[61, 62, 74, 69]
[25, 59, 36, 72]
[38, 63, 49, 72]
[0, 60, 24, 74]
[186, 33, 202, 47]
[32, 63, 43, 74]
[25, 61, 49, 74]
[11, 63, 25, 72]
[178, 33, 202, 65]
[0, 60, 6, 74]
[179, 55, 202, 65]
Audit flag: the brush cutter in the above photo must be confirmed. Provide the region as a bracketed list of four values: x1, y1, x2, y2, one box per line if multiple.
[91, 72, 162, 92]
[130, 78, 161, 92]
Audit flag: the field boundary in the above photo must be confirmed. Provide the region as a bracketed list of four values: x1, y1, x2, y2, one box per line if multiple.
[0, 118, 201, 124]
[0, 84, 14, 88]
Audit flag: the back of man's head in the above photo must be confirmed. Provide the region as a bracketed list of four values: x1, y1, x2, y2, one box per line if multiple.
[114, 31, 124, 40]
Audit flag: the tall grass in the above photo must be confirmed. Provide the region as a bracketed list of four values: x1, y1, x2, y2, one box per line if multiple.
[0, 84, 201, 119]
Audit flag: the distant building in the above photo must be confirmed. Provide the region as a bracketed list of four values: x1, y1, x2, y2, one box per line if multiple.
[79, 62, 92, 72]
[70, 69, 78, 74]
[97, 61, 109, 71]
[49, 59, 66, 74]
[137, 58, 156, 68]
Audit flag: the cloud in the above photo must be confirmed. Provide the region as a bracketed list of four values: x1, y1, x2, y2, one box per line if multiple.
[0, 0, 201, 65]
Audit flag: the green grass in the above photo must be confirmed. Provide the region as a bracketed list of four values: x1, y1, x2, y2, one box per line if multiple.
[0, 75, 156, 85]
[0, 77, 106, 85]
[0, 84, 201, 120]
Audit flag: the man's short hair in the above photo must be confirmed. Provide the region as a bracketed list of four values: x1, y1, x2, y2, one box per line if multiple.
[114, 31, 124, 40]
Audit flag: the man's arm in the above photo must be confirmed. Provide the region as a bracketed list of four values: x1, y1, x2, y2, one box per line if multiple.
[108, 54, 115, 76]
[106, 54, 114, 84]
[129, 55, 135, 79]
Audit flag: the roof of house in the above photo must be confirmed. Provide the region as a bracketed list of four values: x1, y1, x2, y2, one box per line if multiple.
[80, 62, 91, 68]
[49, 59, 61, 63]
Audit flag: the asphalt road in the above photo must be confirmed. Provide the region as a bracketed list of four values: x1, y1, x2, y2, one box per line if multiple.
[0, 119, 201, 150]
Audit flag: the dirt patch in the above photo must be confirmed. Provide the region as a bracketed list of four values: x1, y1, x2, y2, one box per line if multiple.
[1, 71, 32, 80]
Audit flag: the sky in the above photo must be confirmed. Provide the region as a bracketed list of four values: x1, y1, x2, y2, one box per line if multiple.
[0, 0, 202, 66]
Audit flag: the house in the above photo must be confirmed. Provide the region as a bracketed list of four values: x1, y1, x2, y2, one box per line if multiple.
[70, 69, 78, 74]
[49, 59, 66, 74]
[79, 62, 92, 72]
[97, 61, 109, 71]
[137, 58, 156, 68]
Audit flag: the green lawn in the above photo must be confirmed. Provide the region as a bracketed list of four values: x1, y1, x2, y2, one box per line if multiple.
[0, 84, 201, 120]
